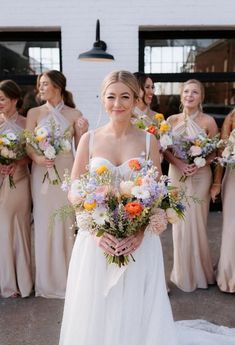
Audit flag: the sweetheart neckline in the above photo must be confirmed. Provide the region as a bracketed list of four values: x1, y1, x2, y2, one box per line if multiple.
[90, 156, 144, 168]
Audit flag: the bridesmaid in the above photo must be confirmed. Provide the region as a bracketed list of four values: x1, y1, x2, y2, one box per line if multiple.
[0, 80, 32, 298]
[210, 109, 235, 293]
[133, 72, 157, 119]
[26, 70, 88, 298]
[164, 79, 218, 292]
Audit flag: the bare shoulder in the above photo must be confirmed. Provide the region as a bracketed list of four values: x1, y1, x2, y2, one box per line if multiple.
[202, 112, 217, 125]
[64, 106, 83, 119]
[18, 115, 27, 128]
[27, 104, 44, 118]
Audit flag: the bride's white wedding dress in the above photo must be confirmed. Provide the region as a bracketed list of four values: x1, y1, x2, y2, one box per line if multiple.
[59, 132, 235, 345]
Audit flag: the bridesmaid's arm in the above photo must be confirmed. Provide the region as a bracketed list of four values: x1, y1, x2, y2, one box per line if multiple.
[210, 113, 232, 202]
[149, 134, 162, 177]
[73, 110, 89, 149]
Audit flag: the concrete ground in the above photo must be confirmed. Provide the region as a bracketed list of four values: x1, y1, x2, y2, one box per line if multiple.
[0, 211, 234, 345]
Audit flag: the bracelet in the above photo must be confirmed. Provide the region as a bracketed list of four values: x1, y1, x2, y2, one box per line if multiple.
[213, 183, 221, 186]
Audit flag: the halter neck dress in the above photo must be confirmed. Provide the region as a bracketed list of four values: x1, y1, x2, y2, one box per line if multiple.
[168, 113, 215, 292]
[31, 102, 75, 298]
[0, 113, 32, 297]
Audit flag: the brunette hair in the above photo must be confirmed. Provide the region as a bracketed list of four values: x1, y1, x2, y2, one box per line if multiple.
[37, 70, 76, 108]
[133, 71, 153, 106]
[0, 79, 23, 110]
[101, 70, 140, 100]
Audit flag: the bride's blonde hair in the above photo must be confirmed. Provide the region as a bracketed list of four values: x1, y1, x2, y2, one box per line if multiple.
[101, 70, 140, 100]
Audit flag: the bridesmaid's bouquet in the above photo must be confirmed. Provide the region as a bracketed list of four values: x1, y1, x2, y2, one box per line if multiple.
[173, 132, 219, 181]
[62, 159, 186, 267]
[24, 119, 71, 187]
[217, 129, 235, 168]
[132, 113, 173, 150]
[0, 131, 26, 188]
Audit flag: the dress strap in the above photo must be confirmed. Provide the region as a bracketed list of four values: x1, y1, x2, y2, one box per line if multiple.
[145, 132, 151, 159]
[88, 130, 94, 160]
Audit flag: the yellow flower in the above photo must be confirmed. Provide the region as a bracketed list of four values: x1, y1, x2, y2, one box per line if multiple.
[194, 139, 202, 147]
[159, 122, 170, 133]
[96, 165, 108, 174]
[84, 200, 97, 211]
[36, 136, 44, 142]
[0, 139, 3, 145]
[155, 113, 164, 121]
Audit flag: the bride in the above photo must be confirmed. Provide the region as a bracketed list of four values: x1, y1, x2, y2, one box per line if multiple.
[59, 70, 235, 345]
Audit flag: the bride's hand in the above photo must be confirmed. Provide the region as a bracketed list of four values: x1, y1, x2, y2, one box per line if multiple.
[115, 230, 144, 256]
[93, 233, 119, 256]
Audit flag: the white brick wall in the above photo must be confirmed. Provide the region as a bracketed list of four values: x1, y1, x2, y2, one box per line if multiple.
[1, 0, 235, 127]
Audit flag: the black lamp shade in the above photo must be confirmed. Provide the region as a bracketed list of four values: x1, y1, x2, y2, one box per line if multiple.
[78, 20, 114, 62]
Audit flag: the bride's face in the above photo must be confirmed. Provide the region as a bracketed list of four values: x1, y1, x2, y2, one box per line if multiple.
[103, 82, 136, 122]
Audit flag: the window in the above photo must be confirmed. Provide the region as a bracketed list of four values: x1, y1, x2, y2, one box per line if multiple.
[139, 30, 235, 125]
[0, 31, 61, 115]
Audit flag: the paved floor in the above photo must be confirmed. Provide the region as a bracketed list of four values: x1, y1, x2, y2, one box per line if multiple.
[0, 211, 234, 345]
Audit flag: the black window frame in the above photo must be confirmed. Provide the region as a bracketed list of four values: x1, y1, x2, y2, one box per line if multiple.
[0, 30, 62, 85]
[139, 29, 235, 83]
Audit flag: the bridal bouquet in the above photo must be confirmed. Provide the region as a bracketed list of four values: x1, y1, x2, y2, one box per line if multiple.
[24, 119, 71, 186]
[0, 131, 26, 188]
[132, 113, 173, 150]
[217, 129, 235, 168]
[173, 132, 219, 181]
[62, 159, 186, 267]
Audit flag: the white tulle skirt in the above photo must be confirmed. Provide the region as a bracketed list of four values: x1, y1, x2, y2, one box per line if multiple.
[59, 230, 178, 345]
[59, 230, 235, 345]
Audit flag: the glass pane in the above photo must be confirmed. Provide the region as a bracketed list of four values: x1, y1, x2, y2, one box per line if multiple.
[145, 38, 235, 74]
[153, 81, 234, 128]
[0, 41, 60, 76]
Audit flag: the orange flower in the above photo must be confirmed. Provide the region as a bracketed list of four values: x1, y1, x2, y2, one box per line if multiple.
[136, 176, 143, 186]
[128, 159, 141, 171]
[147, 125, 157, 135]
[125, 201, 143, 218]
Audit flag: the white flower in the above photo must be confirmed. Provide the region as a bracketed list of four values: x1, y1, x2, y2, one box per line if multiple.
[76, 212, 93, 231]
[119, 180, 134, 197]
[61, 139, 71, 153]
[92, 206, 108, 225]
[222, 147, 231, 159]
[1, 147, 9, 158]
[194, 156, 206, 168]
[131, 186, 150, 199]
[6, 132, 17, 140]
[2, 137, 10, 145]
[35, 126, 48, 139]
[160, 134, 173, 150]
[44, 145, 56, 159]
[8, 150, 16, 159]
[166, 208, 179, 224]
[189, 145, 202, 157]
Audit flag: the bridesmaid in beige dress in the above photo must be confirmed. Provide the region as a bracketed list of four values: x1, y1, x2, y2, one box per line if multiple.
[210, 109, 235, 293]
[26, 70, 88, 298]
[0, 80, 32, 298]
[164, 79, 218, 292]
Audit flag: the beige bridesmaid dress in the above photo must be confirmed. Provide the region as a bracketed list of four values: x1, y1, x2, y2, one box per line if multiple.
[0, 114, 33, 297]
[168, 113, 215, 292]
[31, 102, 75, 298]
[216, 168, 235, 293]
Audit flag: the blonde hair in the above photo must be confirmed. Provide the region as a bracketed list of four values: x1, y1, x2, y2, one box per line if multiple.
[180, 79, 205, 111]
[101, 70, 140, 100]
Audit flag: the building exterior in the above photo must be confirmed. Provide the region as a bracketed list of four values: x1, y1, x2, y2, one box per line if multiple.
[1, 0, 235, 126]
